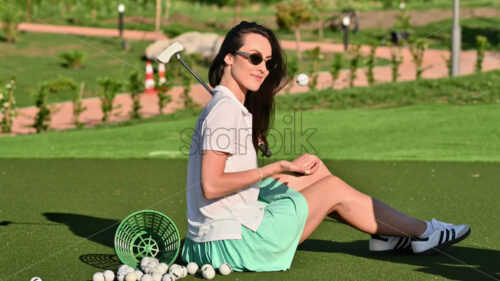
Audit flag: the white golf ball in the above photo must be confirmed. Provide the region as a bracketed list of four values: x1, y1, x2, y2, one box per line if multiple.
[181, 266, 188, 278]
[296, 73, 309, 86]
[140, 274, 153, 281]
[201, 264, 213, 272]
[93, 272, 105, 281]
[142, 265, 152, 274]
[134, 270, 144, 279]
[103, 270, 115, 281]
[119, 265, 131, 273]
[30, 278, 42, 281]
[219, 263, 232, 275]
[151, 272, 162, 281]
[202, 268, 216, 280]
[157, 263, 169, 274]
[125, 272, 138, 281]
[187, 262, 198, 275]
[147, 260, 159, 269]
[161, 274, 175, 281]
[141, 257, 152, 267]
[170, 266, 183, 279]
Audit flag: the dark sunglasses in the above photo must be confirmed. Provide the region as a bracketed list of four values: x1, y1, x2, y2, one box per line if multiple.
[235, 50, 277, 71]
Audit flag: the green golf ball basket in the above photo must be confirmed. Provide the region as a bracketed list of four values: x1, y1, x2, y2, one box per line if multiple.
[114, 210, 180, 268]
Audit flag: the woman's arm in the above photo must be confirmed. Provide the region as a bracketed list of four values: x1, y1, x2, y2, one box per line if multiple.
[200, 150, 320, 200]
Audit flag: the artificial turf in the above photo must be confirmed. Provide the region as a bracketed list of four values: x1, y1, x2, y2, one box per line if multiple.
[0, 159, 499, 281]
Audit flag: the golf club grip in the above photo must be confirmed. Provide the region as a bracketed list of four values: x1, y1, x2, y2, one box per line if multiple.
[259, 143, 272, 158]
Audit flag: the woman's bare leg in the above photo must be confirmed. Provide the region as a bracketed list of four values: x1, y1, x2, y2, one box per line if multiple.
[298, 175, 427, 244]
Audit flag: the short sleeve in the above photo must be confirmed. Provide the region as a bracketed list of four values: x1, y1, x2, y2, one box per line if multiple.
[202, 100, 240, 155]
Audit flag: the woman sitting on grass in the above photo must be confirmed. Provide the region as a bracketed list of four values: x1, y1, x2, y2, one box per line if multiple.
[181, 21, 470, 272]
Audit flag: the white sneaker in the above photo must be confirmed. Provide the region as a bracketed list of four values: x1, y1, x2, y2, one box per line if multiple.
[411, 218, 471, 255]
[369, 235, 413, 254]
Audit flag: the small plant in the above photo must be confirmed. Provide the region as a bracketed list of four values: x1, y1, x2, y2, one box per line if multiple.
[128, 71, 143, 119]
[286, 56, 298, 94]
[305, 46, 321, 90]
[32, 77, 79, 132]
[97, 77, 122, 123]
[156, 70, 173, 115]
[73, 82, 87, 128]
[365, 42, 378, 85]
[348, 45, 361, 87]
[330, 52, 343, 88]
[32, 83, 51, 133]
[409, 39, 428, 80]
[475, 35, 490, 73]
[389, 42, 403, 82]
[1, 8, 20, 43]
[0, 78, 17, 134]
[441, 54, 452, 77]
[59, 50, 87, 69]
[181, 69, 196, 110]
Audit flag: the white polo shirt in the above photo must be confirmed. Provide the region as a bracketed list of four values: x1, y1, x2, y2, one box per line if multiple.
[185, 85, 265, 242]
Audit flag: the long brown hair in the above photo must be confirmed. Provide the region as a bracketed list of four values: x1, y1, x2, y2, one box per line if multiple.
[208, 21, 289, 156]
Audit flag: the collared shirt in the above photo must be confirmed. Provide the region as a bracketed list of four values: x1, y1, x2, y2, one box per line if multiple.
[185, 85, 265, 242]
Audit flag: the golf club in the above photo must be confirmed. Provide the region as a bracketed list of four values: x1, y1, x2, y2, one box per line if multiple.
[157, 42, 272, 158]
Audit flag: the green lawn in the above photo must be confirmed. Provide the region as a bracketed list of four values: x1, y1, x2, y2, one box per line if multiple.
[0, 159, 498, 281]
[0, 103, 499, 162]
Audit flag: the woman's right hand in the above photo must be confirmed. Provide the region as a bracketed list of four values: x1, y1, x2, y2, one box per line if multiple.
[277, 159, 320, 175]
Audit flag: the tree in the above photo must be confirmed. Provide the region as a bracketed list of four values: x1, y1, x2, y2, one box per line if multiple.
[311, 0, 329, 40]
[155, 0, 162, 32]
[276, 1, 312, 60]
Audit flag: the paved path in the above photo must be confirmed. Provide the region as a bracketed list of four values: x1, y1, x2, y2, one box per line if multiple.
[3, 23, 500, 135]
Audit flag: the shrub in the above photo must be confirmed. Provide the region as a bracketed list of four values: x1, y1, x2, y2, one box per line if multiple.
[156, 69, 173, 115]
[1, 8, 20, 43]
[128, 71, 143, 119]
[73, 82, 87, 128]
[409, 39, 428, 80]
[389, 42, 403, 82]
[475, 35, 490, 73]
[32, 77, 78, 133]
[305, 46, 321, 90]
[365, 42, 378, 85]
[97, 77, 122, 123]
[32, 83, 51, 133]
[59, 50, 87, 69]
[348, 45, 361, 87]
[0, 78, 17, 134]
[330, 52, 343, 88]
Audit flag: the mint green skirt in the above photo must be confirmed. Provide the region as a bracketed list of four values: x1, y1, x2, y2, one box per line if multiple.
[181, 177, 309, 272]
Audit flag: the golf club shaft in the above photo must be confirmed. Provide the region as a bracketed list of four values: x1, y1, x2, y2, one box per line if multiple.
[174, 55, 272, 158]
[176, 55, 214, 95]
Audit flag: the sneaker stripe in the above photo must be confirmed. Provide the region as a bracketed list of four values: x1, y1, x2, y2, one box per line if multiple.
[439, 230, 444, 244]
[452, 229, 456, 240]
[395, 237, 405, 249]
[445, 229, 450, 243]
[402, 237, 411, 249]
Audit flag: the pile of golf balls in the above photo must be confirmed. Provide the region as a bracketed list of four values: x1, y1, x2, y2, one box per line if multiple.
[92, 257, 232, 281]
